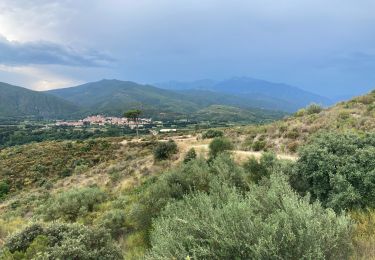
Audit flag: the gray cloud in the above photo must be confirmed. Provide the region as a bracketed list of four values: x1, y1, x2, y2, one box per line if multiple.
[1, 0, 375, 96]
[0, 36, 114, 67]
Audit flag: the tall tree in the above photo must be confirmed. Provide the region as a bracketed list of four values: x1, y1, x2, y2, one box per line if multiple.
[124, 109, 142, 137]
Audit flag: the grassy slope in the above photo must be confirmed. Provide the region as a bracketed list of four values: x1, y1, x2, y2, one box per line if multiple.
[226, 90, 375, 153]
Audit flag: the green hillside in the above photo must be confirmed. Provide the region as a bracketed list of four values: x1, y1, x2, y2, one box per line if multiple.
[0, 82, 79, 119]
[47, 79, 286, 120]
[227, 89, 375, 153]
[193, 105, 285, 123]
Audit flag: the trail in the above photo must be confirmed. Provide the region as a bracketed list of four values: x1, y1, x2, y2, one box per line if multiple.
[166, 136, 298, 162]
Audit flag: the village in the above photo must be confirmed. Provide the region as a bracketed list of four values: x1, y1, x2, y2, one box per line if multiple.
[55, 115, 153, 128]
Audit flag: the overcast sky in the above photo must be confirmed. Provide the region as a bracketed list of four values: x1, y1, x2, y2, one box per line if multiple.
[0, 0, 375, 97]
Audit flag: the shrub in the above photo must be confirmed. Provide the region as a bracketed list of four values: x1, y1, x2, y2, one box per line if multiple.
[39, 187, 107, 222]
[306, 103, 323, 114]
[147, 174, 352, 259]
[291, 132, 375, 211]
[183, 148, 197, 163]
[252, 140, 266, 151]
[209, 137, 233, 158]
[96, 209, 127, 238]
[243, 153, 277, 183]
[202, 129, 223, 139]
[285, 128, 299, 139]
[153, 140, 178, 161]
[131, 156, 248, 233]
[0, 180, 10, 200]
[294, 108, 306, 117]
[1, 223, 122, 259]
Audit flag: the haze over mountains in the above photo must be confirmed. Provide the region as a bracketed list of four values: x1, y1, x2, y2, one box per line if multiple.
[1, 77, 334, 120]
[155, 77, 332, 112]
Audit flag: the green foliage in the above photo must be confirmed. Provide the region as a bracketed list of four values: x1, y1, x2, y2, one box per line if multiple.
[243, 153, 279, 183]
[306, 103, 323, 114]
[183, 148, 197, 163]
[131, 156, 248, 235]
[1, 223, 122, 259]
[292, 132, 375, 211]
[252, 140, 266, 151]
[202, 129, 224, 139]
[147, 174, 352, 259]
[0, 180, 10, 200]
[96, 209, 127, 238]
[124, 109, 142, 120]
[39, 187, 107, 222]
[209, 137, 233, 158]
[295, 108, 306, 117]
[153, 140, 178, 160]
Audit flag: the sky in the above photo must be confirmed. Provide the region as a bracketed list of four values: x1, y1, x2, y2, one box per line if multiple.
[0, 0, 375, 98]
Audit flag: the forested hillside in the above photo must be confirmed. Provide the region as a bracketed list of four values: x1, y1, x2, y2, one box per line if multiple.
[0, 82, 79, 118]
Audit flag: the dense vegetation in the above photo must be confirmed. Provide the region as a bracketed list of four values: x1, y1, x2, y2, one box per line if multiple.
[291, 132, 375, 211]
[0, 125, 134, 149]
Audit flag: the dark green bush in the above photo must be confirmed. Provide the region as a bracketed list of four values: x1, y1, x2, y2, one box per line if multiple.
[306, 103, 323, 114]
[147, 174, 353, 259]
[209, 137, 233, 158]
[183, 148, 197, 163]
[39, 187, 107, 222]
[202, 129, 224, 139]
[0, 180, 10, 199]
[292, 132, 375, 211]
[153, 140, 178, 160]
[2, 223, 122, 259]
[243, 153, 277, 183]
[252, 140, 266, 151]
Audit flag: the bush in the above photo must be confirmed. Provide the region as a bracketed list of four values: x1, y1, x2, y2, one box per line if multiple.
[252, 140, 266, 151]
[306, 103, 323, 115]
[0, 180, 10, 200]
[243, 153, 277, 184]
[202, 129, 224, 139]
[96, 209, 127, 238]
[291, 132, 375, 211]
[131, 156, 248, 233]
[147, 174, 352, 259]
[209, 137, 233, 158]
[183, 148, 197, 163]
[153, 140, 178, 160]
[294, 108, 306, 117]
[39, 187, 107, 222]
[1, 223, 122, 259]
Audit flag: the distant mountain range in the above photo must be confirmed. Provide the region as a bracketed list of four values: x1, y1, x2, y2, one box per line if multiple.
[0, 77, 334, 121]
[155, 77, 333, 112]
[46, 79, 285, 121]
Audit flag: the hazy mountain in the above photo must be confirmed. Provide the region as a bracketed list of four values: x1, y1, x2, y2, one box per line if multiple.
[0, 82, 79, 118]
[155, 77, 333, 112]
[46, 79, 286, 120]
[154, 79, 217, 90]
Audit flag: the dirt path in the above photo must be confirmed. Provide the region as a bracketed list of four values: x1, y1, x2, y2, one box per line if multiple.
[150, 136, 298, 162]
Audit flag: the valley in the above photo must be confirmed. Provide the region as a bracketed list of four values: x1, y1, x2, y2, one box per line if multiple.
[0, 89, 374, 259]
